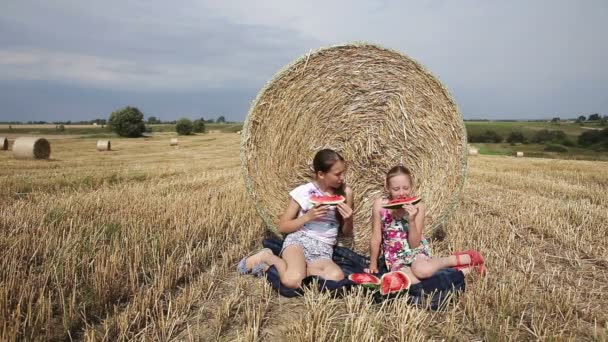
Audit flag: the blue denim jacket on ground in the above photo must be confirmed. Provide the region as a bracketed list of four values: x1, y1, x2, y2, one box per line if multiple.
[261, 238, 465, 311]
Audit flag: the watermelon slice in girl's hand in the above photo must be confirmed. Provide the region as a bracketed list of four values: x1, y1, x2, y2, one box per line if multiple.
[310, 195, 345, 206]
[381, 196, 422, 209]
[348, 273, 381, 289]
[379, 271, 411, 295]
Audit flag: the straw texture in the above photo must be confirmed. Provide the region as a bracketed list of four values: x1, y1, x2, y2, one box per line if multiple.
[241, 43, 467, 251]
[0, 137, 7, 150]
[96, 140, 111, 151]
[12, 137, 51, 160]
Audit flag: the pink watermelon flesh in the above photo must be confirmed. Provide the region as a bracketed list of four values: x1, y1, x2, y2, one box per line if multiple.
[310, 195, 345, 205]
[349, 273, 381, 285]
[382, 196, 422, 209]
[380, 271, 411, 295]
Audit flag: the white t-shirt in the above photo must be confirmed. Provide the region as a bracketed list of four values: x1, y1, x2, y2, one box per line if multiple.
[289, 182, 341, 245]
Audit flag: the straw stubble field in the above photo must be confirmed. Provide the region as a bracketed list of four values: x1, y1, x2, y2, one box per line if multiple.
[1, 133, 607, 341]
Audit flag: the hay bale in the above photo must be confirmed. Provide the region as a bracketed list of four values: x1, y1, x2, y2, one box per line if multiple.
[468, 148, 478, 156]
[12, 137, 51, 159]
[170, 138, 179, 146]
[0, 137, 7, 150]
[515, 151, 524, 157]
[96, 140, 111, 151]
[241, 43, 467, 250]
[236, 130, 242, 135]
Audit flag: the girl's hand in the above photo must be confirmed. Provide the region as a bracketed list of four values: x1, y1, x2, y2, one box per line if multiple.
[402, 204, 418, 221]
[365, 264, 379, 274]
[305, 203, 329, 222]
[336, 202, 353, 220]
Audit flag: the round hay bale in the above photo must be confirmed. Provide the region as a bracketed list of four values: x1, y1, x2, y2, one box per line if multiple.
[0, 137, 8, 150]
[12, 137, 51, 159]
[96, 140, 111, 151]
[241, 43, 467, 251]
[515, 151, 524, 157]
[170, 138, 179, 146]
[468, 148, 479, 156]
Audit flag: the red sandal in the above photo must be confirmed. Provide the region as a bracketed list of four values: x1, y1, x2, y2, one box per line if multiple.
[453, 250, 485, 267]
[452, 250, 487, 275]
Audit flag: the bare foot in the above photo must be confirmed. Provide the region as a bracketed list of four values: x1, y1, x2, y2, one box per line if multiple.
[245, 249, 273, 270]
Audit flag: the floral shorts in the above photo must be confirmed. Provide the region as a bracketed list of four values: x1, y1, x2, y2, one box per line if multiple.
[281, 230, 334, 262]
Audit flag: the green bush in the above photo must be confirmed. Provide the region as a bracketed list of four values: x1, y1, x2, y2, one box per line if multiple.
[506, 131, 526, 144]
[577, 128, 608, 148]
[108, 106, 146, 137]
[192, 119, 205, 133]
[468, 130, 503, 143]
[176, 118, 193, 135]
[543, 144, 568, 152]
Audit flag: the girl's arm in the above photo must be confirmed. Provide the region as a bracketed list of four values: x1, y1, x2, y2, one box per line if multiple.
[368, 198, 383, 273]
[338, 186, 355, 236]
[406, 202, 426, 248]
[278, 198, 328, 234]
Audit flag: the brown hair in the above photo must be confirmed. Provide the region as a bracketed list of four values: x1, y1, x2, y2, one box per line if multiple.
[313, 149, 347, 231]
[385, 165, 412, 187]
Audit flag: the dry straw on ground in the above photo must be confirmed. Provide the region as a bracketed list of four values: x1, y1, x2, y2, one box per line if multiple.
[170, 138, 179, 146]
[0, 137, 7, 150]
[12, 137, 51, 159]
[96, 140, 111, 151]
[241, 43, 467, 250]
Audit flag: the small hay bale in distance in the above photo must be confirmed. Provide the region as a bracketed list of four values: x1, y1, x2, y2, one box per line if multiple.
[241, 43, 467, 250]
[468, 148, 478, 156]
[170, 138, 179, 146]
[96, 140, 111, 151]
[515, 151, 524, 157]
[12, 137, 51, 159]
[0, 137, 8, 150]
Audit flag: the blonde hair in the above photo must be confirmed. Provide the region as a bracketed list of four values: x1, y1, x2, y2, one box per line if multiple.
[385, 165, 412, 187]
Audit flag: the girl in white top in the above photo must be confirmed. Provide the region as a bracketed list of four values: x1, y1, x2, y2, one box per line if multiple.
[238, 149, 354, 289]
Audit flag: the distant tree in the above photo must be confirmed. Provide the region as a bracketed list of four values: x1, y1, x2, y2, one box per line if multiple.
[192, 119, 205, 133]
[147, 116, 161, 124]
[176, 118, 193, 135]
[577, 115, 586, 122]
[108, 106, 146, 137]
[589, 113, 601, 121]
[216, 116, 226, 124]
[506, 131, 526, 144]
[551, 117, 561, 124]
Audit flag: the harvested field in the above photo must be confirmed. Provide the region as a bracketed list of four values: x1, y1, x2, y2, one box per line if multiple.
[1, 133, 607, 340]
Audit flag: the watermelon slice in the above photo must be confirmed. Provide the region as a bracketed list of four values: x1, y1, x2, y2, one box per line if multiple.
[379, 271, 411, 295]
[309, 195, 345, 206]
[381, 196, 422, 209]
[348, 273, 381, 289]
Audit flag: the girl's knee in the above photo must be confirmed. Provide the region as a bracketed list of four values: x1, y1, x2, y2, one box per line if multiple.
[281, 272, 305, 289]
[411, 260, 433, 279]
[324, 267, 344, 281]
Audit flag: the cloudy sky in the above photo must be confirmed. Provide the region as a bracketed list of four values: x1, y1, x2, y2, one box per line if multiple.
[1, 0, 606, 122]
